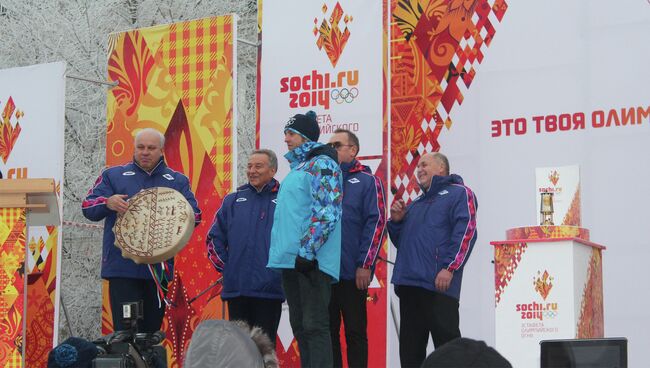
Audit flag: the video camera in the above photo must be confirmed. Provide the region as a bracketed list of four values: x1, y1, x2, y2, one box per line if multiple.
[92, 301, 167, 368]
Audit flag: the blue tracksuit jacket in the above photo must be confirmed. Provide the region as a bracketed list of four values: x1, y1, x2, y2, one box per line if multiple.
[206, 179, 284, 300]
[339, 160, 387, 280]
[388, 174, 478, 300]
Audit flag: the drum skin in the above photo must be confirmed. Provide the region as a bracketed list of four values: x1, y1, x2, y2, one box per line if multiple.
[114, 187, 195, 264]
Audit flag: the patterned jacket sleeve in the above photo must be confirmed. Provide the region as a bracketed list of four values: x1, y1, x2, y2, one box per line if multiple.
[81, 170, 114, 221]
[358, 175, 387, 269]
[443, 186, 478, 272]
[206, 196, 230, 273]
[299, 157, 343, 260]
[179, 176, 202, 225]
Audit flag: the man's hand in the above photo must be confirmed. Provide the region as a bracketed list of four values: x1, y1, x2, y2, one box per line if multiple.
[106, 194, 129, 215]
[355, 268, 372, 290]
[390, 199, 406, 222]
[295, 255, 318, 273]
[435, 269, 453, 292]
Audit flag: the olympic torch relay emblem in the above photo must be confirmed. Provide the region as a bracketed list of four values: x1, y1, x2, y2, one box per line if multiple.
[0, 96, 23, 164]
[534, 270, 553, 301]
[314, 2, 352, 67]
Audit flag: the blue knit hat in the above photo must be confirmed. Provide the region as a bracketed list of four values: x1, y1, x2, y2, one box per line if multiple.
[48, 337, 99, 368]
[284, 110, 319, 142]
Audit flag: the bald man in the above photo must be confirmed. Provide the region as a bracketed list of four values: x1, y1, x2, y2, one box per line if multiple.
[388, 152, 478, 367]
[83, 128, 201, 333]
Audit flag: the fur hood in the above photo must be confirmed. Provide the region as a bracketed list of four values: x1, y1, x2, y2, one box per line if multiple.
[184, 319, 279, 368]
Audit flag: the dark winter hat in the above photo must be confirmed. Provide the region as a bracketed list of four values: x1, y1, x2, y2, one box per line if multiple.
[421, 337, 512, 368]
[284, 110, 319, 142]
[47, 337, 99, 368]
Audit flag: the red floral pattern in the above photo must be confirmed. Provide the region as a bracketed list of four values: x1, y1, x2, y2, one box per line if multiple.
[576, 249, 604, 338]
[506, 225, 590, 241]
[390, 0, 507, 206]
[494, 242, 527, 305]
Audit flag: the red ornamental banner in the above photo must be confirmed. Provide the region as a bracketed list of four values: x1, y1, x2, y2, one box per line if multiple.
[105, 16, 236, 366]
[389, 0, 507, 202]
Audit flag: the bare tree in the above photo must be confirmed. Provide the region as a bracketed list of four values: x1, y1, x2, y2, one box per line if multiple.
[0, 0, 257, 340]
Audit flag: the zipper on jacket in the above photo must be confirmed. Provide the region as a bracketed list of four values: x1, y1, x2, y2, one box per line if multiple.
[433, 247, 439, 283]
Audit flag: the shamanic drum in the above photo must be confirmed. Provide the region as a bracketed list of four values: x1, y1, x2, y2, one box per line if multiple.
[113, 187, 195, 264]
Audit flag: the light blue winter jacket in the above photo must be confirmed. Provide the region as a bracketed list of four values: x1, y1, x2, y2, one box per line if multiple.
[267, 142, 343, 281]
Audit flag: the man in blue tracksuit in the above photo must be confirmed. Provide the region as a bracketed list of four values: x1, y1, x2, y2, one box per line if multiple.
[388, 152, 478, 368]
[267, 111, 343, 368]
[82, 128, 201, 333]
[327, 129, 386, 368]
[206, 149, 284, 346]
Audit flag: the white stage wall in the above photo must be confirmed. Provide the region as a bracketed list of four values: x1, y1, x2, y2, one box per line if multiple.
[435, 1, 649, 367]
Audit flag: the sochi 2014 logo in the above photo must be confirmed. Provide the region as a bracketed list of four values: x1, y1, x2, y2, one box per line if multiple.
[279, 2, 359, 110]
[279, 69, 358, 110]
[0, 96, 23, 163]
[515, 270, 559, 321]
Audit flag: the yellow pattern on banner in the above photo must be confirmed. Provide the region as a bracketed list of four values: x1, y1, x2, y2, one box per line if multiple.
[161, 17, 233, 123]
[107, 17, 234, 191]
[0, 208, 26, 368]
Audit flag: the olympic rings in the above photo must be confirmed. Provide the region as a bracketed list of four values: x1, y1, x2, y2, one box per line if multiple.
[331, 87, 359, 104]
[543, 311, 558, 318]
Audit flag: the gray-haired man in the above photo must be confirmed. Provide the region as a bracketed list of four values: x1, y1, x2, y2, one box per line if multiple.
[207, 149, 284, 345]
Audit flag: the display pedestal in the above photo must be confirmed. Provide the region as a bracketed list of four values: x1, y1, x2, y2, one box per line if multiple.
[491, 226, 605, 368]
